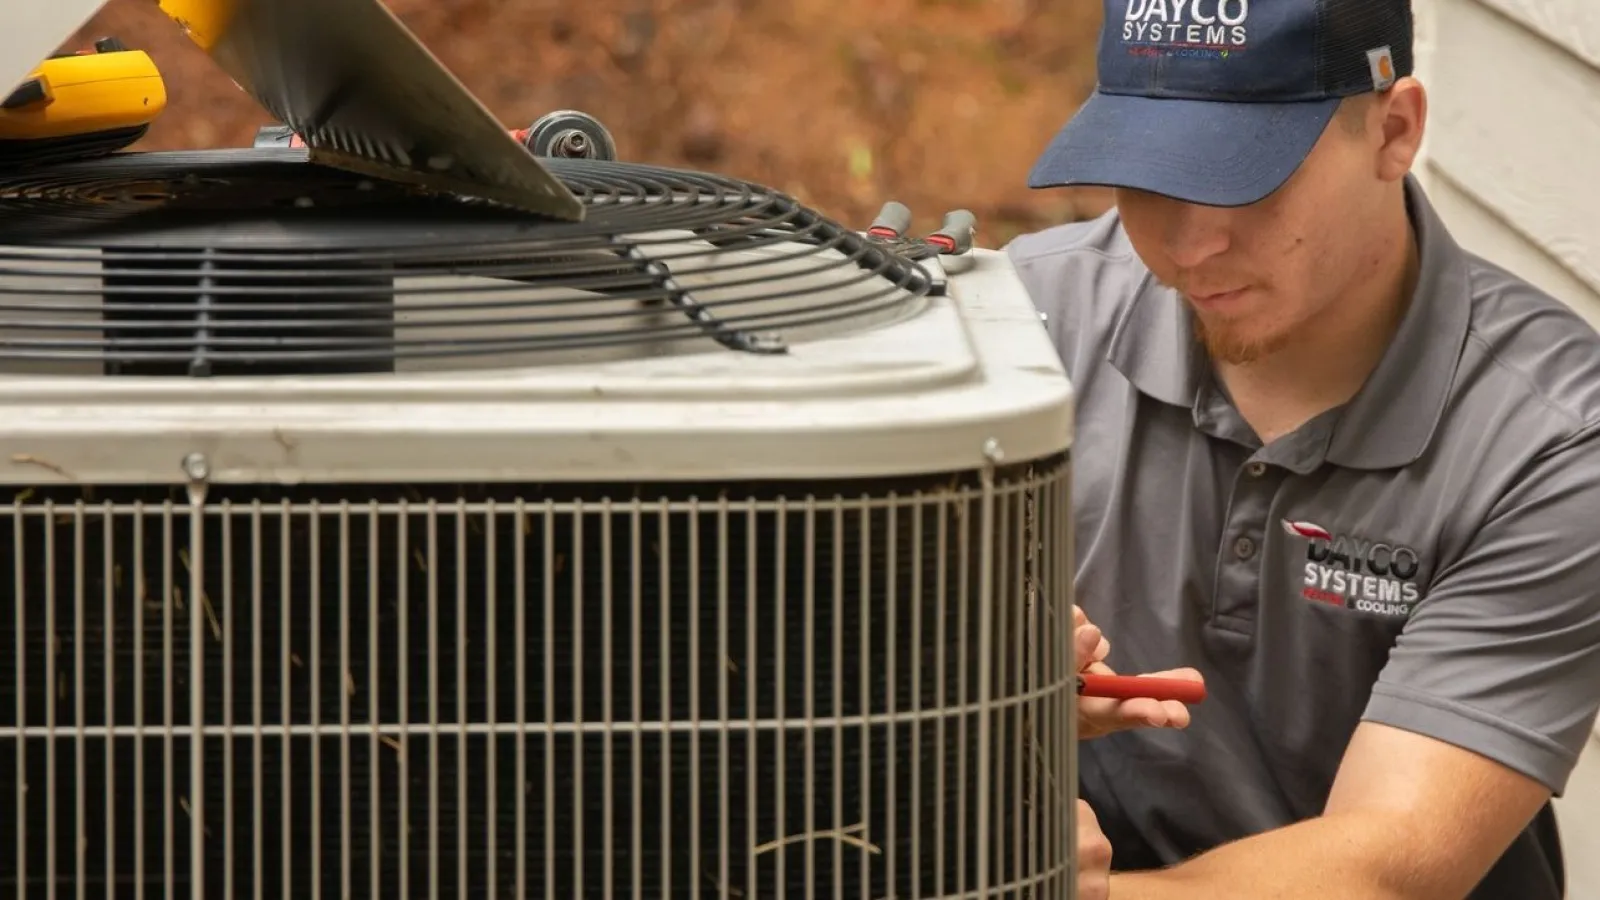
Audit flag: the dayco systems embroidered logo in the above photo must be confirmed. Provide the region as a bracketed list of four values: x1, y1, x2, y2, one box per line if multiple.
[1122, 0, 1251, 56]
[1281, 520, 1421, 617]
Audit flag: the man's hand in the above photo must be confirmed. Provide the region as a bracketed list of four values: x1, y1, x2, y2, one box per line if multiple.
[1078, 799, 1113, 900]
[1074, 605, 1205, 740]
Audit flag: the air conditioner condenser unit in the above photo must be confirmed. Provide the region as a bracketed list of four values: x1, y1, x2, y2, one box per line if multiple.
[0, 147, 1078, 899]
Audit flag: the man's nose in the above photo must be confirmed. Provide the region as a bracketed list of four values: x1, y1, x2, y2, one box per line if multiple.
[1162, 202, 1233, 269]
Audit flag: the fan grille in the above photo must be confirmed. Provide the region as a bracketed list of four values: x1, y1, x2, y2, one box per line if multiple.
[0, 150, 932, 375]
[0, 460, 1074, 898]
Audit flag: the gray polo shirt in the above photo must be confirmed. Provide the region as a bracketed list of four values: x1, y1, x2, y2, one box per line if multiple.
[1005, 177, 1600, 898]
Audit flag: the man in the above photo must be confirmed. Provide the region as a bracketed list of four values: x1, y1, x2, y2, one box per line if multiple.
[1004, 0, 1600, 897]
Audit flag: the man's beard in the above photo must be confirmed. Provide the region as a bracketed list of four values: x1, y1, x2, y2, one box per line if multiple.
[1157, 275, 1291, 365]
[1192, 315, 1286, 365]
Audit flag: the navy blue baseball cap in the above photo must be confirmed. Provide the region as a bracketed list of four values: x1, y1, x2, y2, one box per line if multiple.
[1028, 0, 1415, 207]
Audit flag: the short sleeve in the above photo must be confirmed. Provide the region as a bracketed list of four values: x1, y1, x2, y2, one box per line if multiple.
[1364, 426, 1600, 796]
[1004, 235, 1087, 371]
[1002, 213, 1139, 377]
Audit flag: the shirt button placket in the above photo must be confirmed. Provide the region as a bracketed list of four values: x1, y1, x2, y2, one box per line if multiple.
[1212, 460, 1276, 632]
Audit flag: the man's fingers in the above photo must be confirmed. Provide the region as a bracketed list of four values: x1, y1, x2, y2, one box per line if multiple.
[1071, 606, 1112, 670]
[1118, 697, 1192, 729]
[1073, 623, 1110, 670]
[1083, 660, 1117, 676]
[1120, 668, 1204, 727]
[1065, 610, 1208, 741]
[1077, 800, 1111, 864]
[1140, 666, 1204, 686]
[1076, 800, 1113, 900]
[1077, 667, 1207, 737]
[1078, 696, 1192, 734]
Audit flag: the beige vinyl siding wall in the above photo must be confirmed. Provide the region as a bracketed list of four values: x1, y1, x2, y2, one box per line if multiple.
[1412, 1, 1600, 894]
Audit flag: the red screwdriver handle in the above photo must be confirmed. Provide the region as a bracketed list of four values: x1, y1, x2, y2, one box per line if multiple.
[1078, 673, 1206, 704]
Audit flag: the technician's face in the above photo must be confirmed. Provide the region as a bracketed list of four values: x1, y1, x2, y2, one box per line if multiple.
[1112, 98, 1414, 365]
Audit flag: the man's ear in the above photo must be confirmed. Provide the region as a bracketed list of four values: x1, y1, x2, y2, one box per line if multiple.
[1376, 77, 1427, 182]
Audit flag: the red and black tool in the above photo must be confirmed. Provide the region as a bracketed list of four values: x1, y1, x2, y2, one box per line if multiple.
[867, 200, 914, 240]
[1077, 672, 1207, 704]
[865, 200, 978, 261]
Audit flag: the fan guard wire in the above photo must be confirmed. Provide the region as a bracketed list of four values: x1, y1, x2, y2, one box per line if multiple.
[0, 151, 933, 374]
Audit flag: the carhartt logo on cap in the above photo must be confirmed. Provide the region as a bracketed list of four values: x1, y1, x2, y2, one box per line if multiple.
[1122, 0, 1251, 58]
[1367, 45, 1396, 90]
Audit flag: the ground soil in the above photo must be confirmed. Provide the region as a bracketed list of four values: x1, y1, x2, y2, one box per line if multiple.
[65, 0, 1112, 245]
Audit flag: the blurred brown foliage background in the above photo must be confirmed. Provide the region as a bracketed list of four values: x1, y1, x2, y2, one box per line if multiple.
[65, 0, 1112, 245]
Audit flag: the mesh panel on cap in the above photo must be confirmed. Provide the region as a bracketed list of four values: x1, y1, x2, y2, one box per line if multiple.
[1317, 0, 1415, 94]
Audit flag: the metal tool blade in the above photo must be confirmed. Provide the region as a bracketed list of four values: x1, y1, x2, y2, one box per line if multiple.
[157, 0, 586, 220]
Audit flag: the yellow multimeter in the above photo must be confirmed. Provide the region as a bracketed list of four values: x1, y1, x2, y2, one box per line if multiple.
[0, 36, 168, 165]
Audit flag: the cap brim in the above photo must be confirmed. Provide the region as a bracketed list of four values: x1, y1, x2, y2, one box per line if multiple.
[1027, 91, 1341, 208]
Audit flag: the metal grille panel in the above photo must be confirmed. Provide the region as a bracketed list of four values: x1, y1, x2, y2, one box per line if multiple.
[1, 459, 1073, 899]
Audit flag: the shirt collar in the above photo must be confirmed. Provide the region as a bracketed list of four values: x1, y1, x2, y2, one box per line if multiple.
[1105, 268, 1205, 409]
[1106, 176, 1472, 470]
[1323, 178, 1472, 469]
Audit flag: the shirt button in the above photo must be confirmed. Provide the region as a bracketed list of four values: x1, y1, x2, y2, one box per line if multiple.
[1246, 461, 1268, 477]
[1233, 536, 1256, 560]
